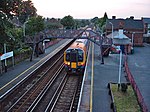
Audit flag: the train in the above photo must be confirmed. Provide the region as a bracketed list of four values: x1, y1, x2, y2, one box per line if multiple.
[64, 39, 89, 74]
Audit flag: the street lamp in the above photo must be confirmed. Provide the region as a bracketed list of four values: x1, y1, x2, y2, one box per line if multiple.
[23, 21, 28, 37]
[131, 32, 135, 46]
[109, 22, 114, 39]
[118, 49, 122, 89]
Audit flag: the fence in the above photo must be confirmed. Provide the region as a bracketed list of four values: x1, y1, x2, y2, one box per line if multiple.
[124, 55, 148, 112]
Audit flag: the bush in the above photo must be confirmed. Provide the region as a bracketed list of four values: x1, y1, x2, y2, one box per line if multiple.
[121, 83, 128, 92]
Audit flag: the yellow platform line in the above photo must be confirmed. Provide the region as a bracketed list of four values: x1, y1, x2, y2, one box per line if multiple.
[90, 42, 94, 112]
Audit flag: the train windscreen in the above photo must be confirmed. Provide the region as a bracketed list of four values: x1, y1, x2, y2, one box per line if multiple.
[66, 49, 84, 62]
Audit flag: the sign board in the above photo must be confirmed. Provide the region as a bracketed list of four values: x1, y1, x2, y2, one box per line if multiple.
[0, 51, 13, 61]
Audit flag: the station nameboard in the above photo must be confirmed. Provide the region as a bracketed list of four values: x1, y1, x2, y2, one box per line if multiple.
[0, 51, 13, 61]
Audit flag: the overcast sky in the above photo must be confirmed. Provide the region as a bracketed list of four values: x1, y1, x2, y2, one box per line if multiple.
[31, 0, 150, 19]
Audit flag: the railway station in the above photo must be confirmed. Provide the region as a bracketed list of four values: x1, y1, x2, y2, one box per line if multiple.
[0, 27, 149, 112]
[1, 0, 150, 111]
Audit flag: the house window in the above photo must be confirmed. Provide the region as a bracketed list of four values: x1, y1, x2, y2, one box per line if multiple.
[148, 24, 150, 34]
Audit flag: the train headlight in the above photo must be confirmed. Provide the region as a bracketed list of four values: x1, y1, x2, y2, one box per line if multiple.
[67, 62, 70, 65]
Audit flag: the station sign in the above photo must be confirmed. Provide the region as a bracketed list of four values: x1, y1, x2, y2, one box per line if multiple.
[0, 51, 13, 61]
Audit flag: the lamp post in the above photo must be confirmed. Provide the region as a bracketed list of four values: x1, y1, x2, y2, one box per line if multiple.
[118, 49, 122, 89]
[131, 32, 135, 46]
[109, 22, 114, 39]
[23, 21, 28, 37]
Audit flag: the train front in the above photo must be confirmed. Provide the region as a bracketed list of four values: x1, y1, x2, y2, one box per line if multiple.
[64, 39, 88, 74]
[64, 48, 86, 74]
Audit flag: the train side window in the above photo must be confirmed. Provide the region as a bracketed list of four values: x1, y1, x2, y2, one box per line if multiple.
[66, 53, 70, 61]
[78, 50, 83, 62]
[66, 50, 71, 61]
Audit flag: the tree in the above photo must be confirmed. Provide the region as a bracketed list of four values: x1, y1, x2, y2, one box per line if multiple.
[0, 0, 22, 19]
[46, 18, 62, 29]
[60, 15, 75, 29]
[17, 0, 37, 24]
[25, 16, 45, 36]
[101, 12, 108, 27]
[0, 0, 21, 45]
[95, 12, 108, 32]
[0, 0, 37, 52]
[91, 17, 99, 24]
[0, 11, 14, 44]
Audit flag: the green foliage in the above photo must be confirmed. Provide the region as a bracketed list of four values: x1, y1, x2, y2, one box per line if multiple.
[74, 19, 90, 29]
[121, 83, 128, 92]
[92, 12, 108, 32]
[46, 22, 62, 29]
[60, 15, 75, 29]
[112, 84, 141, 112]
[0, 11, 14, 44]
[0, 0, 21, 19]
[0, 0, 37, 53]
[17, 0, 37, 24]
[45, 18, 62, 29]
[91, 17, 99, 24]
[25, 16, 45, 36]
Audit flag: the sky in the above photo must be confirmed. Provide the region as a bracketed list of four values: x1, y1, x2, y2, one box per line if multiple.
[31, 0, 150, 19]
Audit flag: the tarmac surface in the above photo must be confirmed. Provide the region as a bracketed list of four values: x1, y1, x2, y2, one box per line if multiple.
[78, 42, 127, 112]
[127, 43, 150, 111]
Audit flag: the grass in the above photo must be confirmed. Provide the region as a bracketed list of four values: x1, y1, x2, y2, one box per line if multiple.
[111, 84, 141, 112]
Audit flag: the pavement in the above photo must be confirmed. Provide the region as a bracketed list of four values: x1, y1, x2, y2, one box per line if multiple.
[0, 39, 70, 96]
[127, 43, 150, 111]
[79, 42, 150, 112]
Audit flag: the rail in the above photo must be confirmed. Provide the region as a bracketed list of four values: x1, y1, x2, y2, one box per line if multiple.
[6, 54, 64, 112]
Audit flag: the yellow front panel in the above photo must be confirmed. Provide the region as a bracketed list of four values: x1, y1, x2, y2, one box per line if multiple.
[71, 63, 77, 68]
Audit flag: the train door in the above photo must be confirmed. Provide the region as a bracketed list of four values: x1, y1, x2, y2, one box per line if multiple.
[70, 49, 78, 69]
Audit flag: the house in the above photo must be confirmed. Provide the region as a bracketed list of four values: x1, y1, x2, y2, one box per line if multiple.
[142, 17, 150, 43]
[105, 16, 144, 47]
[106, 26, 132, 54]
[142, 17, 150, 34]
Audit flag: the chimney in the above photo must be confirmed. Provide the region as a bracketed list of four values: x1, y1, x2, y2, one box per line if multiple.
[119, 29, 124, 39]
[130, 16, 134, 20]
[112, 16, 116, 19]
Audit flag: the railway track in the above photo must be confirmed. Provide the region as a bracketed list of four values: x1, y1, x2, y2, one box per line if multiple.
[0, 39, 84, 112]
[2, 56, 83, 112]
[0, 40, 75, 111]
[6, 54, 64, 112]
[47, 75, 82, 112]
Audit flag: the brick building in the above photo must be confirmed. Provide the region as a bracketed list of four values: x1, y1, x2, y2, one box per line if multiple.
[105, 16, 144, 46]
[142, 17, 150, 43]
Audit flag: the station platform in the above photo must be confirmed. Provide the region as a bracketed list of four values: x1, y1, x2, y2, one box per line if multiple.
[0, 39, 72, 96]
[78, 42, 127, 112]
[78, 43, 150, 112]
